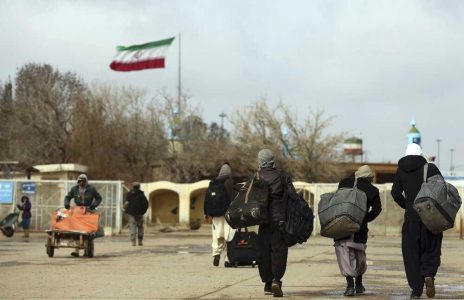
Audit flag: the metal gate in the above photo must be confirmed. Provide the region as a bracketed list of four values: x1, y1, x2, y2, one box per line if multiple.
[0, 180, 123, 234]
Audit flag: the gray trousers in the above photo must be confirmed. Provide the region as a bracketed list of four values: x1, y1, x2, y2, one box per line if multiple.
[334, 238, 367, 277]
[129, 215, 144, 241]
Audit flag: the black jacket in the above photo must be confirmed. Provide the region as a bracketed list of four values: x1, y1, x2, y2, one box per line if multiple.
[258, 167, 296, 225]
[391, 155, 442, 222]
[337, 177, 382, 243]
[125, 188, 149, 216]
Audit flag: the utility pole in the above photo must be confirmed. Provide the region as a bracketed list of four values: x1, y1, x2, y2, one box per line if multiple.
[450, 148, 455, 176]
[219, 112, 227, 138]
[436, 139, 441, 168]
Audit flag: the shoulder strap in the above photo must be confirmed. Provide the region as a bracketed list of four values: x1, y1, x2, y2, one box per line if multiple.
[423, 163, 428, 183]
[353, 177, 358, 189]
[244, 173, 257, 204]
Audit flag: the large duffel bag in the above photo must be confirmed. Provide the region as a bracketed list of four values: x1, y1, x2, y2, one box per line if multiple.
[225, 173, 269, 229]
[318, 178, 367, 239]
[414, 164, 462, 234]
[226, 228, 260, 267]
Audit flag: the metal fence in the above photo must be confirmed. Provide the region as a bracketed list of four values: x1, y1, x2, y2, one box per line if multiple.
[0, 180, 123, 234]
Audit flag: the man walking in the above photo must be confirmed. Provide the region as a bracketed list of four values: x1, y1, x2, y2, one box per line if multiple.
[391, 143, 443, 299]
[124, 182, 148, 246]
[256, 149, 295, 297]
[124, 182, 149, 246]
[334, 165, 382, 296]
[204, 163, 235, 266]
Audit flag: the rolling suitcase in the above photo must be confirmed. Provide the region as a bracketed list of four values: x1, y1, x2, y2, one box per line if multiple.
[226, 228, 260, 267]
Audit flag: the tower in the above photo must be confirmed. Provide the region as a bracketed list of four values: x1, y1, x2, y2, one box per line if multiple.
[408, 120, 421, 145]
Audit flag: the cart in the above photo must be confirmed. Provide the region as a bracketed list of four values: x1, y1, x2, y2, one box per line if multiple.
[45, 206, 100, 258]
[45, 230, 95, 258]
[0, 212, 19, 237]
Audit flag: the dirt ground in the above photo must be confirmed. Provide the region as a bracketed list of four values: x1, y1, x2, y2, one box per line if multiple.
[1, 226, 463, 300]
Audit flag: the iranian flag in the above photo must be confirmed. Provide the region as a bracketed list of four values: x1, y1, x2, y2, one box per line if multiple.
[110, 37, 175, 72]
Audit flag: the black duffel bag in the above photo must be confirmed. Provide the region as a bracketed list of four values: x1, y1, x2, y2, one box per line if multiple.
[225, 173, 269, 229]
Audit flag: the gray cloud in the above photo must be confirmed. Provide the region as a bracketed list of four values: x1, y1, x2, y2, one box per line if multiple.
[1, 0, 463, 171]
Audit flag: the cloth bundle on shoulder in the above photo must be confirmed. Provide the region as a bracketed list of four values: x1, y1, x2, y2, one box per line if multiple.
[414, 163, 462, 234]
[318, 178, 367, 239]
[225, 173, 269, 229]
[282, 183, 314, 247]
[51, 206, 100, 234]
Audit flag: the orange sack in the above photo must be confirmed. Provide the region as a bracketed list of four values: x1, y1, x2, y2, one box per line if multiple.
[51, 206, 100, 234]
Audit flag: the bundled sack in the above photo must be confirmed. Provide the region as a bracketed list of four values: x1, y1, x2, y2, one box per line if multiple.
[204, 177, 230, 217]
[318, 178, 367, 239]
[414, 164, 462, 234]
[282, 184, 314, 247]
[225, 173, 269, 229]
[51, 206, 100, 234]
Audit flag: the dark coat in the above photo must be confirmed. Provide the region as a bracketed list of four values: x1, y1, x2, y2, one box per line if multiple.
[125, 188, 149, 216]
[258, 167, 295, 225]
[64, 184, 102, 208]
[391, 155, 442, 222]
[17, 196, 32, 219]
[337, 177, 382, 243]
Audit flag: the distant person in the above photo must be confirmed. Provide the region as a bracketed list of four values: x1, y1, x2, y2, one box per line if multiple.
[124, 182, 149, 246]
[17, 195, 32, 238]
[204, 163, 235, 267]
[391, 143, 442, 299]
[64, 174, 102, 257]
[256, 149, 296, 297]
[334, 165, 382, 296]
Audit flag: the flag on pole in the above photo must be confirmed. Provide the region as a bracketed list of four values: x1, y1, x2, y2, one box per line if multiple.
[110, 37, 175, 72]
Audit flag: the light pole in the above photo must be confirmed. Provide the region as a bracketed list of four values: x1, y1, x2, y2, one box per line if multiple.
[450, 148, 455, 176]
[436, 139, 441, 168]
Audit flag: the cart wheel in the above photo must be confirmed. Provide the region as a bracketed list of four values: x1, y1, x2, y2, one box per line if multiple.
[86, 238, 94, 258]
[2, 227, 14, 238]
[46, 239, 54, 258]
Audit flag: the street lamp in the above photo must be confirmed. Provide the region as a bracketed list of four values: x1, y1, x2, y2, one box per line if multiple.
[436, 139, 441, 168]
[450, 148, 455, 176]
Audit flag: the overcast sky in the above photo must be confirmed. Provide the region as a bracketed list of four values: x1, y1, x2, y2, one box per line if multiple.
[1, 1, 463, 172]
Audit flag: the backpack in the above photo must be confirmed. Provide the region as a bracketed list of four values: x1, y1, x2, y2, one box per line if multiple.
[414, 164, 462, 234]
[318, 178, 367, 239]
[225, 173, 269, 229]
[282, 180, 314, 247]
[204, 178, 229, 217]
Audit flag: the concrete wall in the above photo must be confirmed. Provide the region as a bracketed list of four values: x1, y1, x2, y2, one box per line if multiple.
[140, 180, 464, 236]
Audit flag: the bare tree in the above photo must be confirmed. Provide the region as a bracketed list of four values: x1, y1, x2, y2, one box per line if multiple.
[230, 99, 344, 182]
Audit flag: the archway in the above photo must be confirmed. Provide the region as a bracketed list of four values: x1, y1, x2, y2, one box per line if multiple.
[149, 189, 180, 225]
[189, 188, 208, 229]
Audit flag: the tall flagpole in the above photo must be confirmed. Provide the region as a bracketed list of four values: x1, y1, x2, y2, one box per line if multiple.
[178, 32, 182, 118]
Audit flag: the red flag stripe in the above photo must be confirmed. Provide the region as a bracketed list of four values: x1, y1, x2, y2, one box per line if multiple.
[109, 58, 165, 72]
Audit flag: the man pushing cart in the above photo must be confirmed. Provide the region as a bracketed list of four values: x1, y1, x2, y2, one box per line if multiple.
[45, 174, 103, 258]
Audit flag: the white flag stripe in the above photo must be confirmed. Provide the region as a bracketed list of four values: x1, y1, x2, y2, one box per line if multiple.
[113, 45, 170, 63]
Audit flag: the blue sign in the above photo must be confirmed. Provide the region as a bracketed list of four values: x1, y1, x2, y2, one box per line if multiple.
[0, 181, 13, 204]
[22, 182, 36, 194]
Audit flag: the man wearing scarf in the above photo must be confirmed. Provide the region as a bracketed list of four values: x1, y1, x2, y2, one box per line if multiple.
[391, 143, 443, 299]
[256, 149, 296, 298]
[334, 165, 382, 296]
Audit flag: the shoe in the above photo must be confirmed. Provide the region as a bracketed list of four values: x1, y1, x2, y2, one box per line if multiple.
[271, 281, 283, 297]
[224, 261, 233, 268]
[70, 252, 79, 257]
[138, 239, 143, 246]
[264, 282, 272, 295]
[425, 277, 435, 298]
[410, 293, 421, 299]
[213, 255, 220, 266]
[131, 240, 136, 246]
[355, 283, 366, 294]
[344, 286, 355, 297]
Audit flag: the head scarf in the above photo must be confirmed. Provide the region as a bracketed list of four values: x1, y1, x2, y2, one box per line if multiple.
[405, 143, 423, 156]
[258, 149, 275, 169]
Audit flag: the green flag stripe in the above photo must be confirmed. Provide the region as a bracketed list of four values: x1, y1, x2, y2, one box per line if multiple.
[116, 37, 175, 52]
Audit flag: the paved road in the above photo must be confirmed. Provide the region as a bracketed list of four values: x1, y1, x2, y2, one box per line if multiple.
[1, 227, 463, 299]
